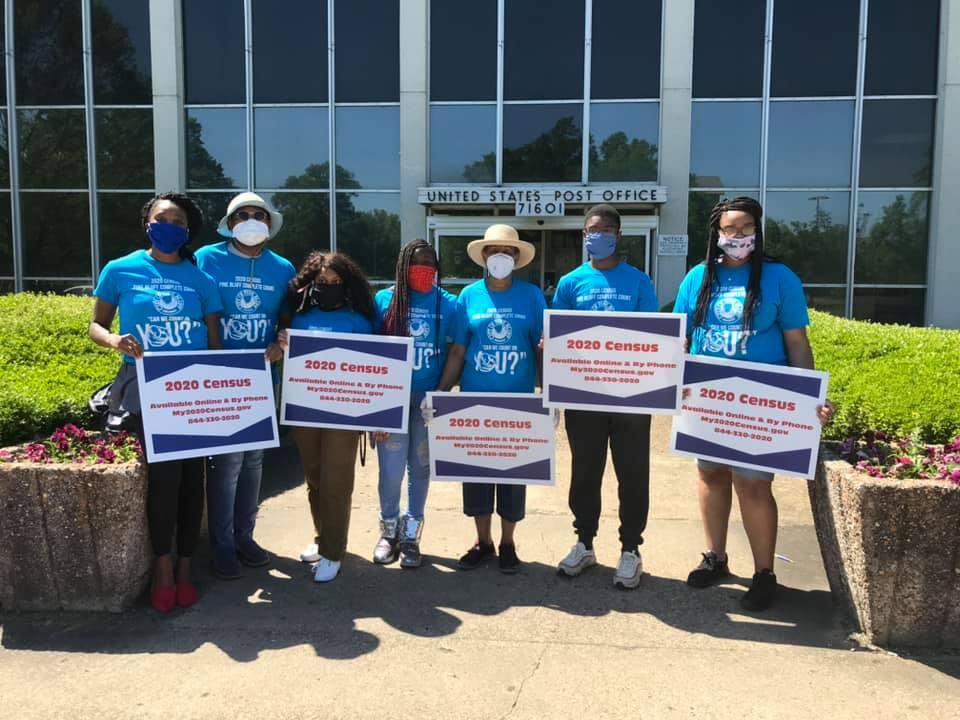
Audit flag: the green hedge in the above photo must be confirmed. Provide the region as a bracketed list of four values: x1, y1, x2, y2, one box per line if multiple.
[0, 294, 118, 445]
[809, 310, 960, 443]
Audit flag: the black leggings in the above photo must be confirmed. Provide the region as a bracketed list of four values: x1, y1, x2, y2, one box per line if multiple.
[145, 456, 205, 557]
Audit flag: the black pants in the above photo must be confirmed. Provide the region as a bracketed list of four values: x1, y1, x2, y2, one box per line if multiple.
[564, 409, 651, 548]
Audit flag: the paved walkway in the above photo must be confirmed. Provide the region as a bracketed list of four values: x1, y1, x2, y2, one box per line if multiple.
[1, 417, 957, 719]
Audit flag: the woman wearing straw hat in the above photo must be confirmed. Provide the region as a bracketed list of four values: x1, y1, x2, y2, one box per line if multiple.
[434, 224, 547, 573]
[196, 192, 295, 580]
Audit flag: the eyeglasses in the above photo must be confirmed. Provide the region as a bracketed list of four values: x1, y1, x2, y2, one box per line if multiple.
[235, 210, 267, 222]
[719, 224, 756, 236]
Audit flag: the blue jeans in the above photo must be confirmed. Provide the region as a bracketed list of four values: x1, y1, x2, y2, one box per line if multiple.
[377, 392, 430, 521]
[207, 449, 265, 561]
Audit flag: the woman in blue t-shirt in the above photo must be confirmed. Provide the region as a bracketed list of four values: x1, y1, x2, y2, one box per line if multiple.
[89, 192, 223, 614]
[673, 196, 833, 611]
[196, 192, 296, 581]
[280, 251, 375, 584]
[435, 224, 547, 574]
[370, 240, 458, 568]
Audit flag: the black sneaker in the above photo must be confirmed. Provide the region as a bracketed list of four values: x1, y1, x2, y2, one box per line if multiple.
[237, 539, 271, 568]
[498, 543, 520, 574]
[457, 541, 496, 570]
[686, 551, 731, 588]
[740, 569, 778, 611]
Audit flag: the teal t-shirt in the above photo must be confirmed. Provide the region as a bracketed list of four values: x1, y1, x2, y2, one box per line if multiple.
[289, 307, 373, 334]
[552, 260, 658, 312]
[673, 260, 809, 365]
[374, 286, 459, 393]
[93, 249, 223, 364]
[452, 279, 547, 393]
[195, 242, 296, 350]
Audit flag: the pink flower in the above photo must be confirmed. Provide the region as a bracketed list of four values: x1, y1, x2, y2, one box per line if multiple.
[897, 456, 913, 466]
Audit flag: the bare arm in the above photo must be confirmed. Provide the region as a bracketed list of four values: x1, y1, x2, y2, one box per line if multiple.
[783, 327, 814, 370]
[205, 314, 222, 350]
[89, 298, 143, 358]
[436, 343, 466, 392]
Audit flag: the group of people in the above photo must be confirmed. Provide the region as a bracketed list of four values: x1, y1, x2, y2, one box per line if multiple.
[89, 191, 832, 615]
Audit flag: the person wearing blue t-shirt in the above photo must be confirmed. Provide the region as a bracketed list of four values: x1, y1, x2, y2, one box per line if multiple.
[370, 240, 458, 569]
[196, 192, 296, 581]
[434, 225, 547, 574]
[89, 192, 223, 614]
[279, 251, 375, 584]
[673, 196, 834, 611]
[553, 204, 657, 590]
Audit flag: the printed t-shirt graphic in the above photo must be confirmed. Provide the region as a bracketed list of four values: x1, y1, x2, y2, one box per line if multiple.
[290, 307, 374, 334]
[551, 261, 658, 312]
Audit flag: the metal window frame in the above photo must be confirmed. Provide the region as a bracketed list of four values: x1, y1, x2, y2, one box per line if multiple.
[4, 0, 20, 291]
[844, 0, 870, 317]
[81, 0, 100, 279]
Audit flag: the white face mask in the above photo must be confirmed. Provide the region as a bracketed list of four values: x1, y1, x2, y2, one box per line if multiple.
[233, 219, 270, 246]
[486, 252, 515, 280]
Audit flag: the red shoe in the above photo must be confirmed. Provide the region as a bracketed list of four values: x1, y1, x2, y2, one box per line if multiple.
[151, 585, 177, 613]
[176, 581, 199, 608]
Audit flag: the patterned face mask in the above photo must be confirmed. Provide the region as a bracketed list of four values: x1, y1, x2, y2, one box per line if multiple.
[717, 233, 755, 261]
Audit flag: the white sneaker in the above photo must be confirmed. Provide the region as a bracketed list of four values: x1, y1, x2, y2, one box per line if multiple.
[613, 550, 643, 589]
[300, 543, 320, 563]
[312, 557, 341, 583]
[557, 542, 597, 577]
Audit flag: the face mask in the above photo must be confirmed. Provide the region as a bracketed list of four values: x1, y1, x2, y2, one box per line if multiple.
[233, 219, 270, 247]
[408, 265, 436, 293]
[485, 253, 515, 280]
[147, 222, 189, 254]
[584, 231, 617, 260]
[717, 233, 756, 261]
[307, 282, 346, 311]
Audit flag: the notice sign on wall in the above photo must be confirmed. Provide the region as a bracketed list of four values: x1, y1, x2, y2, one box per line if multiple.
[658, 234, 689, 256]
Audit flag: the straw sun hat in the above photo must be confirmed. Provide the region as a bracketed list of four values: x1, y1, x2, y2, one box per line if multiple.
[466, 224, 536, 269]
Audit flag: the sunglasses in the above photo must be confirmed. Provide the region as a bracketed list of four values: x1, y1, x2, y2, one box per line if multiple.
[234, 210, 267, 222]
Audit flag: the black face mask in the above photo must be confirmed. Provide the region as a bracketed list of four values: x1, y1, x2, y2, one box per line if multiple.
[307, 282, 346, 311]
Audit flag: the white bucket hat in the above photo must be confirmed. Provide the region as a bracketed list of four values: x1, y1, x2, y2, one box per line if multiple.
[466, 224, 536, 269]
[217, 192, 284, 238]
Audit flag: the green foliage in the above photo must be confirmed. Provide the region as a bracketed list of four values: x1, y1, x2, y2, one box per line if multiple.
[809, 310, 960, 443]
[0, 294, 119, 445]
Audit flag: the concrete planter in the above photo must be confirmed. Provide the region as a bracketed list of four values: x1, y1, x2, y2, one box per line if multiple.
[808, 450, 960, 648]
[0, 461, 151, 612]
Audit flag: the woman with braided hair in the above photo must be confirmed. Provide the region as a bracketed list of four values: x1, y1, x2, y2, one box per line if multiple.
[673, 196, 833, 611]
[370, 240, 458, 567]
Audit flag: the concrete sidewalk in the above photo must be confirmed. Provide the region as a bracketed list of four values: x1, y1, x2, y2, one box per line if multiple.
[1, 417, 957, 719]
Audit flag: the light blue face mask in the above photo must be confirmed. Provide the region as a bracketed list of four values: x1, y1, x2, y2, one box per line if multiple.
[584, 231, 617, 260]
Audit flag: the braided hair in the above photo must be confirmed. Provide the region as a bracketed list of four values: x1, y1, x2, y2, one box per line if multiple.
[288, 251, 375, 321]
[382, 240, 442, 356]
[140, 192, 203, 265]
[692, 196, 777, 336]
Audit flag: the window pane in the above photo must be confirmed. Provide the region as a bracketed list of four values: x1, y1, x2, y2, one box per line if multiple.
[0, 193, 12, 275]
[805, 287, 846, 317]
[853, 287, 925, 326]
[190, 192, 237, 250]
[335, 193, 400, 281]
[335, 107, 399, 189]
[855, 192, 929, 284]
[96, 110, 154, 189]
[22, 192, 90, 276]
[99, 191, 153, 261]
[0, 114, 8, 186]
[186, 109, 246, 189]
[505, 0, 584, 100]
[269, 192, 331, 270]
[15, 0, 84, 105]
[771, 0, 858, 97]
[588, 102, 658, 182]
[93, 0, 152, 104]
[687, 191, 759, 269]
[765, 191, 850, 284]
[430, 0, 496, 101]
[618, 235, 648, 274]
[591, 0, 661, 99]
[253, 0, 327, 103]
[254, 108, 329, 189]
[439, 235, 483, 282]
[693, 0, 765, 99]
[859, 100, 935, 188]
[19, 110, 88, 189]
[865, 0, 939, 95]
[0, 10, 6, 106]
[335, 0, 398, 102]
[430, 105, 496, 183]
[503, 104, 582, 182]
[690, 102, 761, 187]
[767, 101, 854, 187]
[183, 0, 244, 104]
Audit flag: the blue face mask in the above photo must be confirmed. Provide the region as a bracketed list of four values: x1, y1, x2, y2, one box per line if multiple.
[584, 231, 617, 260]
[147, 222, 189, 254]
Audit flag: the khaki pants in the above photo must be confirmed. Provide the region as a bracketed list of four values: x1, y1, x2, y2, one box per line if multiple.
[292, 427, 360, 561]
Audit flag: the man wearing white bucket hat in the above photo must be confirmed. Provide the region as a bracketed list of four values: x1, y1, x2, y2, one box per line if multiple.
[434, 224, 547, 574]
[196, 192, 295, 579]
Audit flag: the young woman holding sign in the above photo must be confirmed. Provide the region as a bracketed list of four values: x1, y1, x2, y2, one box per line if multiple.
[89, 192, 223, 613]
[281, 251, 375, 583]
[370, 240, 458, 568]
[673, 196, 833, 611]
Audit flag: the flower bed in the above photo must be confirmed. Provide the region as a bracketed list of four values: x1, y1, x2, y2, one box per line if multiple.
[835, 432, 960, 483]
[0, 424, 142, 465]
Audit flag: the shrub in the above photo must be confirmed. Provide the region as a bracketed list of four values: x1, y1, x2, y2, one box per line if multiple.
[809, 310, 960, 444]
[0, 293, 119, 445]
